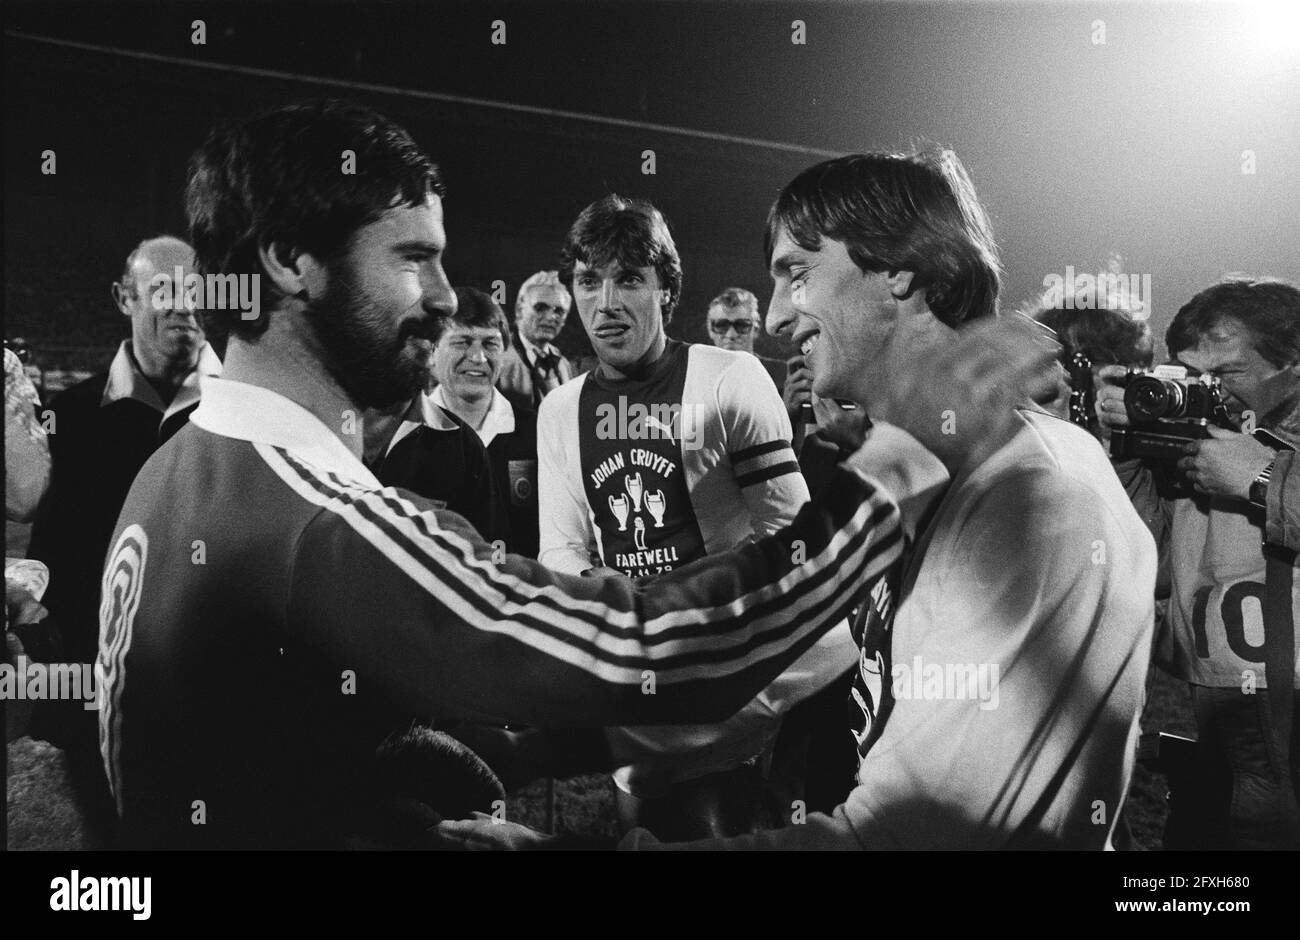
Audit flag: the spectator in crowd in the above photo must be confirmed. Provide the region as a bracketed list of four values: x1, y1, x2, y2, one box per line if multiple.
[25, 234, 221, 843]
[5, 344, 52, 741]
[5, 344, 50, 523]
[444, 147, 1152, 851]
[1021, 282, 1154, 438]
[706, 287, 788, 394]
[99, 100, 1026, 848]
[1253, 366, 1300, 552]
[535, 194, 857, 840]
[497, 271, 577, 408]
[430, 287, 540, 558]
[366, 361, 507, 550]
[28, 236, 221, 665]
[1096, 276, 1300, 849]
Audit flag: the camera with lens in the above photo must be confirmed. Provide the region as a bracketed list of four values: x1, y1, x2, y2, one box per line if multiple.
[1109, 365, 1233, 461]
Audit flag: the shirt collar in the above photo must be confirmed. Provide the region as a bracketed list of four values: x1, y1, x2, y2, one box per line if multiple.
[385, 389, 460, 457]
[102, 340, 223, 421]
[189, 377, 380, 488]
[431, 384, 515, 447]
[517, 335, 555, 366]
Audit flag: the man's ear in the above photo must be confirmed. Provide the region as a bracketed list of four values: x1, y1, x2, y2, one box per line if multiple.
[659, 289, 671, 305]
[259, 241, 326, 300]
[884, 270, 916, 299]
[111, 282, 129, 316]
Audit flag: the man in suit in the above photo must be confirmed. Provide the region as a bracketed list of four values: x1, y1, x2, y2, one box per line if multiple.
[497, 270, 577, 407]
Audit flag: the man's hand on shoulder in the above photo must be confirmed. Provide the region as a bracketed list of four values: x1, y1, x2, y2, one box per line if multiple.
[876, 316, 1060, 472]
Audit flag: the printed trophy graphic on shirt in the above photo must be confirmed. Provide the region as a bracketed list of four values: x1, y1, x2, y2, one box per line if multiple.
[624, 472, 644, 512]
[609, 493, 630, 531]
[645, 490, 667, 528]
[633, 517, 649, 551]
[852, 647, 885, 752]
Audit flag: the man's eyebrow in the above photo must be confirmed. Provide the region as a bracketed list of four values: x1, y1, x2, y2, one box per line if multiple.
[769, 252, 799, 276]
[390, 240, 443, 254]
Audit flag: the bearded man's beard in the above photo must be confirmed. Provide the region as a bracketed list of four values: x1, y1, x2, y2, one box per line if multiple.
[307, 265, 436, 409]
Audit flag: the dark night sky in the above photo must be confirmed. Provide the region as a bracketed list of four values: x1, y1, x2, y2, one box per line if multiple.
[4, 0, 1299, 358]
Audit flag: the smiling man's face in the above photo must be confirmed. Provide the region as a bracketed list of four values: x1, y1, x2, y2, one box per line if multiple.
[432, 322, 505, 405]
[765, 227, 901, 408]
[307, 193, 456, 408]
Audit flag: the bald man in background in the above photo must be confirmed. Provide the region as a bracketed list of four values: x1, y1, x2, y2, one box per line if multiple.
[27, 236, 222, 843]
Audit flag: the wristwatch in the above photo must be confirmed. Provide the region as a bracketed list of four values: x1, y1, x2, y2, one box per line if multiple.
[1248, 460, 1274, 509]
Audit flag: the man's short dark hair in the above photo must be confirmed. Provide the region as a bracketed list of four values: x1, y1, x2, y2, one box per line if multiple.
[440, 286, 511, 347]
[764, 147, 1001, 327]
[185, 99, 444, 340]
[1166, 276, 1300, 369]
[558, 195, 683, 324]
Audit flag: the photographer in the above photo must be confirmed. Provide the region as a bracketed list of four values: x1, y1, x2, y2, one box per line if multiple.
[1026, 292, 1155, 440]
[1095, 276, 1300, 849]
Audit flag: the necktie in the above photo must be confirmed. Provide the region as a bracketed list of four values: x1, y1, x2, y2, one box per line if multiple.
[533, 350, 561, 399]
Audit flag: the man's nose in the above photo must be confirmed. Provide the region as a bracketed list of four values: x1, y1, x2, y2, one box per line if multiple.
[598, 280, 618, 311]
[423, 265, 457, 317]
[766, 291, 794, 337]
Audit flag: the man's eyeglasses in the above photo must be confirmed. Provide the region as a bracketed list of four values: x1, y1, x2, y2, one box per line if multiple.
[708, 318, 757, 335]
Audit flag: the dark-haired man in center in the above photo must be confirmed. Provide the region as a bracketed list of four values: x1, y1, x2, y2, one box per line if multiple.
[535, 195, 859, 840]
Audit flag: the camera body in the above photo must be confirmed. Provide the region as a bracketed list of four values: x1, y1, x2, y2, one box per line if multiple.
[1065, 351, 1096, 430]
[1109, 365, 1233, 461]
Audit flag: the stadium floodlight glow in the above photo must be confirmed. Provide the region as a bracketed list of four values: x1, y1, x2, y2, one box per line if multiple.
[1238, 0, 1300, 62]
